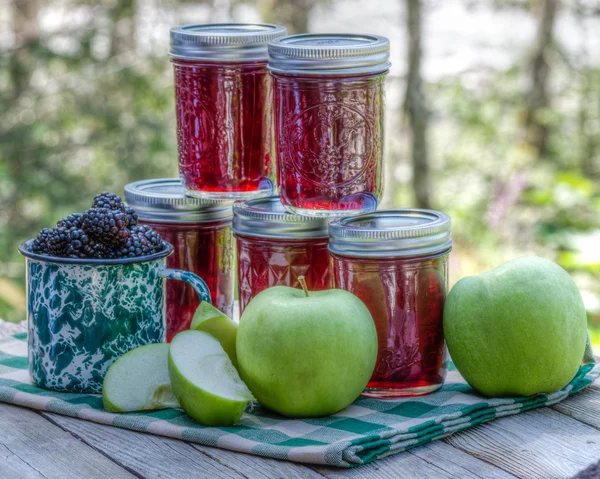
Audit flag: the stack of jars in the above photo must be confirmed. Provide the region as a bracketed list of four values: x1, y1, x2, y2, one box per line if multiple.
[125, 24, 453, 398]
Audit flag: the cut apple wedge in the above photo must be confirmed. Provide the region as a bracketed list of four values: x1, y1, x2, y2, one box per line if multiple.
[103, 344, 179, 412]
[168, 330, 254, 426]
[190, 302, 238, 368]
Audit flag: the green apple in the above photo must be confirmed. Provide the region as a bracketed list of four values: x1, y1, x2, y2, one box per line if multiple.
[168, 330, 253, 426]
[190, 302, 238, 367]
[236, 277, 378, 418]
[444, 256, 588, 397]
[103, 344, 179, 412]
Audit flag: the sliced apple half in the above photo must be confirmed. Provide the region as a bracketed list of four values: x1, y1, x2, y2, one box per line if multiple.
[190, 302, 238, 368]
[168, 330, 253, 426]
[103, 343, 179, 412]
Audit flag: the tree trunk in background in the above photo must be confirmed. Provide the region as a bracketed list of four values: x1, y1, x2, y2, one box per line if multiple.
[524, 0, 558, 159]
[574, 1, 598, 179]
[404, 0, 431, 209]
[10, 0, 40, 98]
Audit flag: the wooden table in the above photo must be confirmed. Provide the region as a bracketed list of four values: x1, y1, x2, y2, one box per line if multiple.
[2, 378, 600, 479]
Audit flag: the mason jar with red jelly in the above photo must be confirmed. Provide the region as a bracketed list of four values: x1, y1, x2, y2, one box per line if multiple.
[169, 23, 287, 200]
[124, 179, 235, 341]
[268, 34, 390, 217]
[329, 210, 452, 398]
[232, 196, 333, 313]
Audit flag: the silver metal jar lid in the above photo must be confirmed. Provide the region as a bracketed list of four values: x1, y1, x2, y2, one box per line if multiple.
[124, 179, 233, 223]
[232, 196, 329, 240]
[268, 33, 390, 75]
[328, 209, 452, 258]
[170, 23, 287, 62]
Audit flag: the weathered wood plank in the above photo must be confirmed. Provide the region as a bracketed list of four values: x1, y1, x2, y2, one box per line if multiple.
[313, 440, 515, 479]
[0, 403, 133, 479]
[552, 383, 600, 430]
[189, 443, 327, 479]
[44, 412, 261, 479]
[408, 441, 517, 478]
[444, 407, 600, 479]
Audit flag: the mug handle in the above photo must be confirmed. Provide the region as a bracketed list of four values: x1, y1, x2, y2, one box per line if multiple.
[159, 268, 212, 304]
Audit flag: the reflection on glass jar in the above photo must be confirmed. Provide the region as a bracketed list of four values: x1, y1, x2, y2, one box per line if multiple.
[329, 209, 453, 398]
[268, 33, 390, 217]
[125, 179, 235, 341]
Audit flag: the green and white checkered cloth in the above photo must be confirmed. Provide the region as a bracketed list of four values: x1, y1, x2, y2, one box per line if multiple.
[0, 332, 597, 468]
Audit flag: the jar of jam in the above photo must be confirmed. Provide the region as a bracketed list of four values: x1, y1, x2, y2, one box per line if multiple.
[329, 210, 452, 398]
[170, 23, 287, 200]
[268, 34, 390, 217]
[233, 196, 333, 313]
[124, 179, 235, 341]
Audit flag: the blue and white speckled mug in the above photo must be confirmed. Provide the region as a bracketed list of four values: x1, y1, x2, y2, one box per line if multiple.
[19, 240, 211, 394]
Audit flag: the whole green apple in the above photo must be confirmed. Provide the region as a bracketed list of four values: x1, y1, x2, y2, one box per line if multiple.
[444, 256, 587, 397]
[236, 278, 378, 417]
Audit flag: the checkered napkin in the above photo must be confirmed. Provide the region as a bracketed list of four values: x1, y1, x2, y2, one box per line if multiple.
[0, 332, 597, 468]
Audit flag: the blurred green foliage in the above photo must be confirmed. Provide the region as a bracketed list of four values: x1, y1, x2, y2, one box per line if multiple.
[426, 58, 600, 335]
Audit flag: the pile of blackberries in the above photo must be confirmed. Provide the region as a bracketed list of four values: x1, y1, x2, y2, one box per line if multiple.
[31, 192, 164, 259]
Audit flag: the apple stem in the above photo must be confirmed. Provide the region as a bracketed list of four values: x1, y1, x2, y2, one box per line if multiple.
[298, 276, 309, 297]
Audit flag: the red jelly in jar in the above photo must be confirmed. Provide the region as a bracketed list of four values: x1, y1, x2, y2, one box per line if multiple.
[233, 196, 333, 313]
[268, 34, 390, 217]
[170, 23, 287, 200]
[125, 179, 235, 341]
[329, 210, 452, 397]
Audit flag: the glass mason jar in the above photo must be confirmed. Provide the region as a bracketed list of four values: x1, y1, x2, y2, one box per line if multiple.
[233, 196, 333, 313]
[268, 34, 390, 217]
[125, 179, 235, 341]
[329, 210, 452, 398]
[170, 23, 287, 200]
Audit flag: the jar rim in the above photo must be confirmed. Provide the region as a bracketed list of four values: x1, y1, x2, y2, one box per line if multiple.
[268, 33, 391, 76]
[232, 196, 330, 239]
[170, 23, 287, 62]
[328, 209, 453, 258]
[124, 179, 233, 223]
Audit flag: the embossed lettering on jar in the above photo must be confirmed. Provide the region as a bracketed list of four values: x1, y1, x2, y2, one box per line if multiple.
[170, 23, 287, 200]
[233, 196, 333, 313]
[268, 34, 390, 217]
[125, 179, 235, 341]
[329, 210, 453, 398]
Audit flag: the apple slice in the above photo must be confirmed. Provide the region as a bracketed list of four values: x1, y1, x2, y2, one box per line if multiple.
[168, 330, 253, 426]
[190, 302, 238, 367]
[103, 344, 179, 412]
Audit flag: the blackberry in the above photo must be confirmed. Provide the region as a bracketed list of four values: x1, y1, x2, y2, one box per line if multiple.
[124, 206, 138, 227]
[91, 192, 138, 226]
[45, 226, 70, 257]
[57, 213, 83, 230]
[82, 240, 118, 259]
[117, 225, 164, 258]
[31, 227, 68, 257]
[82, 208, 130, 245]
[64, 227, 91, 258]
[92, 192, 124, 210]
[31, 228, 54, 255]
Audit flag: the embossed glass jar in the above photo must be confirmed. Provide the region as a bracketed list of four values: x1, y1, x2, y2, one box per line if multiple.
[170, 23, 287, 200]
[125, 179, 235, 341]
[268, 34, 390, 217]
[233, 196, 333, 313]
[329, 210, 452, 398]
[18, 241, 210, 393]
